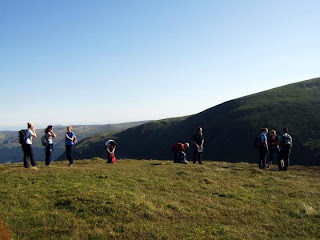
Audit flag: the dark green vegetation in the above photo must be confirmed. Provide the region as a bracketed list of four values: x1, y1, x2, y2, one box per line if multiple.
[0, 121, 147, 164]
[70, 77, 320, 166]
[0, 160, 319, 239]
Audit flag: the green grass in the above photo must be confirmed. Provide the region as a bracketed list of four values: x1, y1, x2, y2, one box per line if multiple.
[0, 160, 319, 239]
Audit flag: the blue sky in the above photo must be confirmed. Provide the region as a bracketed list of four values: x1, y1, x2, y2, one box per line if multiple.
[1, 0, 319, 130]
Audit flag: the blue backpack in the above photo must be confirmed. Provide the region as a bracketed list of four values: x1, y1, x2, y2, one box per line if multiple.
[254, 135, 262, 148]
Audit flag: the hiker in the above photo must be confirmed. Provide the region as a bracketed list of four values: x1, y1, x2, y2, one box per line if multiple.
[23, 123, 38, 168]
[65, 126, 77, 166]
[280, 128, 293, 171]
[192, 127, 204, 164]
[171, 142, 189, 164]
[105, 139, 117, 163]
[44, 125, 56, 166]
[258, 128, 268, 169]
[267, 130, 280, 169]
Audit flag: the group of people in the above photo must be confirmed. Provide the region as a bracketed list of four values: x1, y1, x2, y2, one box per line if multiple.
[22, 123, 77, 168]
[22, 124, 206, 167]
[21, 123, 293, 171]
[170, 127, 204, 164]
[258, 127, 293, 171]
[103, 127, 205, 165]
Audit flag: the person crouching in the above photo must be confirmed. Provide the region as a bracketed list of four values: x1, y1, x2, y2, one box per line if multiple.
[105, 139, 117, 163]
[171, 142, 189, 164]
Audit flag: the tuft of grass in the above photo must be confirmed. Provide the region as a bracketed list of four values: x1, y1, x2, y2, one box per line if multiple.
[0, 160, 319, 239]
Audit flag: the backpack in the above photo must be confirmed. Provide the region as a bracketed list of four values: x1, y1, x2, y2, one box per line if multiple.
[281, 134, 292, 148]
[254, 135, 261, 148]
[178, 151, 188, 164]
[110, 153, 116, 164]
[18, 129, 27, 150]
[41, 135, 48, 146]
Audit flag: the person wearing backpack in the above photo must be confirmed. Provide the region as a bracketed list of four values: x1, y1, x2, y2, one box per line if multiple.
[65, 126, 77, 166]
[280, 128, 293, 171]
[171, 142, 189, 164]
[258, 128, 268, 169]
[23, 123, 38, 168]
[44, 125, 56, 166]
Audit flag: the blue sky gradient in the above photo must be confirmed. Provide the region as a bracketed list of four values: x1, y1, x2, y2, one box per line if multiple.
[1, 0, 320, 130]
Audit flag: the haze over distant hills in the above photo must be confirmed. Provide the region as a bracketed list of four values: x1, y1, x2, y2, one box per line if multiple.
[0, 121, 148, 164]
[65, 77, 320, 166]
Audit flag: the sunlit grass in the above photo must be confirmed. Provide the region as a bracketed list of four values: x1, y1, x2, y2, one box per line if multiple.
[0, 159, 319, 239]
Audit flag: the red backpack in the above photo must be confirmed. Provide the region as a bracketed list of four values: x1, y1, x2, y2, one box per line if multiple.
[110, 153, 116, 164]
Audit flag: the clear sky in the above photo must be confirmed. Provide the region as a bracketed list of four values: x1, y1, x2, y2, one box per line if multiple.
[1, 0, 319, 130]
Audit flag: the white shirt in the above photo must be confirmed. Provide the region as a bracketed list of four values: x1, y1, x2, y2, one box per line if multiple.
[46, 132, 53, 144]
[25, 129, 34, 145]
[105, 139, 114, 147]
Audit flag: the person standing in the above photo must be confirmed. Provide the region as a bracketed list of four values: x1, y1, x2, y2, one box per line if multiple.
[44, 125, 56, 166]
[65, 126, 77, 166]
[105, 139, 117, 163]
[192, 127, 204, 164]
[259, 128, 268, 169]
[171, 142, 189, 164]
[23, 123, 38, 168]
[267, 130, 280, 169]
[280, 128, 293, 171]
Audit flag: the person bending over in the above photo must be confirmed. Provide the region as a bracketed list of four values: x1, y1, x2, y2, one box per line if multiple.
[171, 142, 189, 164]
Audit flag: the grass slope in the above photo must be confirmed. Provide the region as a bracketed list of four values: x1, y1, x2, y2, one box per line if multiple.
[72, 77, 320, 165]
[0, 160, 319, 240]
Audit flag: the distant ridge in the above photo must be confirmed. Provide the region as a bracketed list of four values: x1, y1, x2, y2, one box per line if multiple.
[0, 121, 149, 164]
[65, 78, 320, 166]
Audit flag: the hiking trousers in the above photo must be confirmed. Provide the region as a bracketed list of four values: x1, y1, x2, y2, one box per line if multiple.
[66, 145, 73, 164]
[258, 146, 268, 169]
[45, 144, 54, 166]
[193, 147, 202, 164]
[106, 146, 115, 163]
[23, 144, 36, 168]
[171, 149, 179, 163]
[268, 147, 280, 165]
[281, 145, 291, 171]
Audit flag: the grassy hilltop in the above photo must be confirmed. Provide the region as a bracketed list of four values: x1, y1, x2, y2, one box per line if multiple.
[0, 159, 319, 240]
[67, 77, 320, 166]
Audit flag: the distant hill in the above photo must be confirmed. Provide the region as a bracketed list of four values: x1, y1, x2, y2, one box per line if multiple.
[69, 77, 320, 166]
[0, 121, 148, 164]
